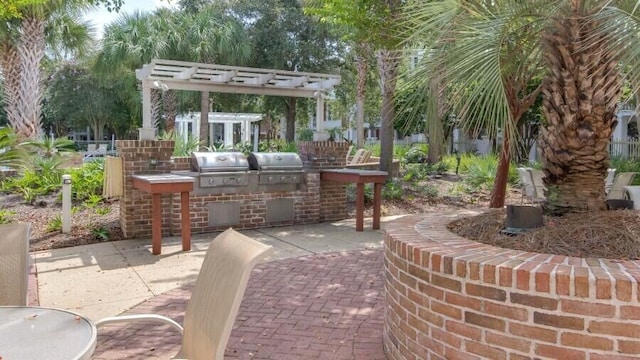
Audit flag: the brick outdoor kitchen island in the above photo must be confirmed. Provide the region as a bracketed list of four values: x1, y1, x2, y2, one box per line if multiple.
[132, 174, 194, 255]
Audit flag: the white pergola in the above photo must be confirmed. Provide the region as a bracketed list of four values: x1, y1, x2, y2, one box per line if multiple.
[135, 59, 341, 140]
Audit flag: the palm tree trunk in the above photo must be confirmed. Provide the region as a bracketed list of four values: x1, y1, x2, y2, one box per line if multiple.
[150, 89, 162, 129]
[377, 49, 400, 178]
[163, 90, 177, 131]
[427, 75, 447, 164]
[0, 41, 20, 133]
[539, 9, 621, 215]
[200, 91, 209, 149]
[490, 132, 511, 208]
[355, 54, 367, 148]
[17, 15, 45, 139]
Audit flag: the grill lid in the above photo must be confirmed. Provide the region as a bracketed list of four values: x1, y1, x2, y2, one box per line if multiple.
[248, 152, 303, 171]
[191, 152, 249, 172]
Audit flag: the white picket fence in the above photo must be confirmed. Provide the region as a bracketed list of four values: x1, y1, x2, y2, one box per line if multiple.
[610, 138, 640, 160]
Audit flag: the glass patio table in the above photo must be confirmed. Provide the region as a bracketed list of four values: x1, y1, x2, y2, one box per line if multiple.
[0, 306, 96, 360]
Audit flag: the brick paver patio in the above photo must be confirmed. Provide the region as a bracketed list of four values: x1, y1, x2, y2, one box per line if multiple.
[92, 249, 386, 359]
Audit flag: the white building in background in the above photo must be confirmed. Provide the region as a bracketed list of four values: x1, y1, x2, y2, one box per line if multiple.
[610, 105, 638, 158]
[175, 112, 263, 148]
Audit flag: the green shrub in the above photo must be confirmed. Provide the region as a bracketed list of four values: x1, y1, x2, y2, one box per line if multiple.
[382, 181, 404, 200]
[298, 128, 313, 141]
[364, 143, 381, 157]
[46, 215, 62, 232]
[393, 144, 412, 160]
[92, 227, 110, 240]
[0, 209, 15, 224]
[404, 145, 428, 163]
[463, 155, 499, 190]
[95, 206, 111, 216]
[83, 194, 103, 208]
[414, 184, 439, 198]
[430, 161, 449, 175]
[68, 160, 104, 201]
[158, 130, 201, 156]
[403, 164, 429, 181]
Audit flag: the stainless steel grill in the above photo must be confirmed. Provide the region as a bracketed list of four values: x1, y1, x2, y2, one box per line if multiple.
[190, 152, 250, 188]
[247, 152, 304, 185]
[178, 151, 305, 195]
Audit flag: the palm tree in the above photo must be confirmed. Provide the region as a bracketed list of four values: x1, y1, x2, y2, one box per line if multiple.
[403, 0, 640, 215]
[174, 5, 251, 147]
[0, 1, 93, 140]
[95, 10, 169, 131]
[0, 126, 27, 170]
[304, 1, 376, 149]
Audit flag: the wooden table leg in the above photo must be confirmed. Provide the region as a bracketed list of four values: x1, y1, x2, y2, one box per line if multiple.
[373, 182, 382, 230]
[356, 183, 364, 231]
[151, 193, 162, 255]
[180, 191, 191, 251]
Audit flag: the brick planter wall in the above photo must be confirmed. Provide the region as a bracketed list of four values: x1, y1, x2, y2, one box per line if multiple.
[383, 211, 640, 360]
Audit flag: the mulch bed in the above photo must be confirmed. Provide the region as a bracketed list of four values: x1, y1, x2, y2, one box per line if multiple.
[448, 209, 640, 260]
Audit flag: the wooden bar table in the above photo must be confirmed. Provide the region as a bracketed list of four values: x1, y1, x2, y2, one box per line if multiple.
[320, 169, 388, 231]
[132, 174, 195, 255]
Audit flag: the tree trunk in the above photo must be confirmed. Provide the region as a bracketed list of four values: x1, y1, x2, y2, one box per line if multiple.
[489, 132, 511, 208]
[355, 55, 367, 148]
[17, 15, 45, 139]
[377, 49, 400, 178]
[163, 90, 177, 132]
[285, 97, 296, 142]
[539, 9, 621, 215]
[151, 89, 162, 129]
[0, 41, 20, 133]
[199, 91, 209, 149]
[427, 76, 447, 164]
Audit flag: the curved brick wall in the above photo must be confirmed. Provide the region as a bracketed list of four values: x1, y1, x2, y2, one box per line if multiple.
[383, 212, 640, 360]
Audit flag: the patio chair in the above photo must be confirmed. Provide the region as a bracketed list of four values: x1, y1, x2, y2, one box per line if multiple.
[607, 172, 637, 200]
[349, 149, 368, 165]
[528, 169, 547, 201]
[95, 228, 274, 360]
[0, 223, 31, 306]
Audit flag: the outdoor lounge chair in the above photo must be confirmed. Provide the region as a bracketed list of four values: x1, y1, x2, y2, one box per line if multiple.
[0, 223, 31, 306]
[95, 228, 274, 360]
[606, 172, 637, 200]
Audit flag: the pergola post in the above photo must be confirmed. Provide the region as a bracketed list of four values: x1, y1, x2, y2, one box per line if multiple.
[224, 122, 234, 147]
[139, 80, 156, 140]
[316, 92, 325, 134]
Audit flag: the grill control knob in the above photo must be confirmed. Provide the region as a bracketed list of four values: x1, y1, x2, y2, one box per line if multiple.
[268, 176, 274, 181]
[280, 176, 286, 181]
[237, 178, 242, 184]
[208, 178, 216, 185]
